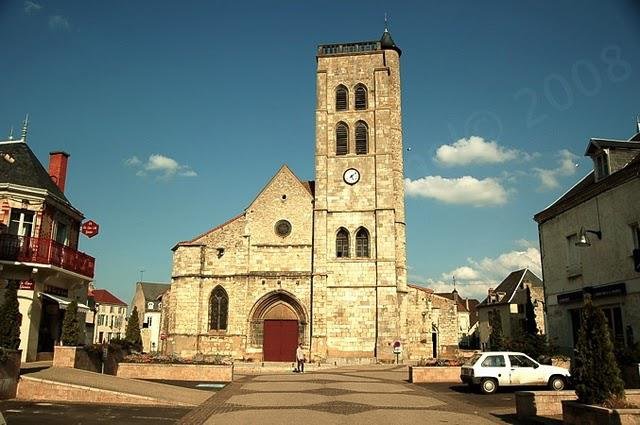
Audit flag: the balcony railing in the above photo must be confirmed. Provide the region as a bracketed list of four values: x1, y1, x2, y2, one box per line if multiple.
[0, 234, 95, 278]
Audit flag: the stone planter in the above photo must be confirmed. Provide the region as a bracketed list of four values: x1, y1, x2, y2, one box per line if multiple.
[0, 349, 21, 399]
[562, 400, 640, 425]
[622, 364, 640, 389]
[409, 366, 461, 383]
[53, 346, 101, 373]
[116, 363, 233, 382]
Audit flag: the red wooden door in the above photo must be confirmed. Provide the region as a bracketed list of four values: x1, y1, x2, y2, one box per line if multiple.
[263, 320, 298, 362]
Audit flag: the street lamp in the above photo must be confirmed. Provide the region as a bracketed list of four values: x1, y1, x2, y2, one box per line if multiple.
[575, 226, 602, 247]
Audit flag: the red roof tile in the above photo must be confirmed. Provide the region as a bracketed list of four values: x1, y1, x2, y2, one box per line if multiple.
[90, 289, 127, 306]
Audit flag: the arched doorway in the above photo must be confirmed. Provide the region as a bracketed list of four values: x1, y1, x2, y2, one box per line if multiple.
[249, 291, 307, 362]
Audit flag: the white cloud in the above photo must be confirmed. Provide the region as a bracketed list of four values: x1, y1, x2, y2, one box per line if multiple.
[125, 154, 197, 179]
[404, 175, 508, 207]
[413, 243, 542, 301]
[49, 15, 70, 31]
[125, 156, 142, 167]
[441, 266, 479, 281]
[533, 149, 579, 191]
[24, 1, 42, 14]
[435, 136, 532, 166]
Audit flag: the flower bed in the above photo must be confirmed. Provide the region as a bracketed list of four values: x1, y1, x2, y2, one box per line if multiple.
[122, 352, 230, 365]
[116, 353, 233, 382]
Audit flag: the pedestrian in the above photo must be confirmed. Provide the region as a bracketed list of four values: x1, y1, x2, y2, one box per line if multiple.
[296, 343, 305, 373]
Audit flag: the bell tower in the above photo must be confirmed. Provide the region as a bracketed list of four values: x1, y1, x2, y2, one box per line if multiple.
[312, 29, 407, 362]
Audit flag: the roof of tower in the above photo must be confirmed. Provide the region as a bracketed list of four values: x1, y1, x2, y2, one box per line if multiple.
[380, 29, 402, 55]
[317, 31, 401, 57]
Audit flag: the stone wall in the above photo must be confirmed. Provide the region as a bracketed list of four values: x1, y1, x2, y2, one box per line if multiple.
[116, 363, 233, 382]
[409, 366, 461, 383]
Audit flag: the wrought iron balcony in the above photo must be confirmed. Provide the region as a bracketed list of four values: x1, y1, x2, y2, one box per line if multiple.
[0, 234, 95, 278]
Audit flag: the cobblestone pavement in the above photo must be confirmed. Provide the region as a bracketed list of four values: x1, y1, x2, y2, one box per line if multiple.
[179, 365, 512, 425]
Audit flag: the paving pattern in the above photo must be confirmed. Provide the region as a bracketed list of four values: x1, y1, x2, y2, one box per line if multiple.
[179, 365, 504, 425]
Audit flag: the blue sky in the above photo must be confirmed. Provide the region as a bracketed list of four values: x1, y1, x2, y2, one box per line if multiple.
[1, 1, 639, 303]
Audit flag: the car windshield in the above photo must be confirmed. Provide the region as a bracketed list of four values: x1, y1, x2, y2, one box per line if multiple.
[464, 354, 482, 366]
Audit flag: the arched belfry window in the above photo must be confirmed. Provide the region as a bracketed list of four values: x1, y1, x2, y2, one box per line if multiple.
[336, 85, 348, 111]
[355, 121, 368, 155]
[355, 84, 367, 110]
[336, 122, 349, 155]
[355, 227, 370, 257]
[336, 228, 350, 258]
[209, 286, 228, 331]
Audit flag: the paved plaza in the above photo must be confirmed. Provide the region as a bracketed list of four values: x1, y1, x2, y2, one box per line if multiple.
[179, 365, 510, 425]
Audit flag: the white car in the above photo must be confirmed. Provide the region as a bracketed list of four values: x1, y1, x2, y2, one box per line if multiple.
[460, 351, 570, 394]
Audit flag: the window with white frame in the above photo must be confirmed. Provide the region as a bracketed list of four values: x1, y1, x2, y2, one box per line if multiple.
[147, 301, 154, 310]
[146, 316, 153, 327]
[9, 209, 34, 237]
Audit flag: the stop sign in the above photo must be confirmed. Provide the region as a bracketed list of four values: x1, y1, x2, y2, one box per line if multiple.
[81, 220, 100, 238]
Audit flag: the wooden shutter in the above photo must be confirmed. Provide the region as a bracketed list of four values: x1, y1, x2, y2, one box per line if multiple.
[336, 123, 348, 155]
[355, 122, 368, 154]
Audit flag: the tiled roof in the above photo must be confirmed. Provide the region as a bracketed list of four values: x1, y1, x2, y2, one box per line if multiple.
[407, 283, 434, 294]
[90, 289, 127, 306]
[477, 269, 542, 308]
[0, 140, 69, 203]
[138, 282, 170, 302]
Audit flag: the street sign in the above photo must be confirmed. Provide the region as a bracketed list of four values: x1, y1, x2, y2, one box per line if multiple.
[81, 220, 99, 238]
[19, 279, 34, 290]
[393, 340, 402, 354]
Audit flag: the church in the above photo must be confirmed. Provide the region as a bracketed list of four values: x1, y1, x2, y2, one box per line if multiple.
[161, 29, 461, 363]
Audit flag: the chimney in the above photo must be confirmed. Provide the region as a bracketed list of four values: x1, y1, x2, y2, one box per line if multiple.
[49, 151, 70, 192]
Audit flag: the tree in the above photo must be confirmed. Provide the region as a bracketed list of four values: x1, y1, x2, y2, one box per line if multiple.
[524, 287, 539, 337]
[0, 281, 22, 350]
[489, 309, 506, 351]
[125, 306, 142, 350]
[571, 298, 625, 405]
[61, 300, 82, 346]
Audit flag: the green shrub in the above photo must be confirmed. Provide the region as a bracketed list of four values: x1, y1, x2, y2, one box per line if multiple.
[0, 281, 21, 350]
[125, 307, 143, 351]
[489, 309, 506, 351]
[61, 300, 82, 346]
[571, 299, 625, 405]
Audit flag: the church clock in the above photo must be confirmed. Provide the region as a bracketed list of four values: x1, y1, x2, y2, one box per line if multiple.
[343, 168, 360, 185]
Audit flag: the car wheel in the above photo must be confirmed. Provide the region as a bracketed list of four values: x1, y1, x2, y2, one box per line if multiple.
[548, 375, 566, 391]
[480, 378, 498, 394]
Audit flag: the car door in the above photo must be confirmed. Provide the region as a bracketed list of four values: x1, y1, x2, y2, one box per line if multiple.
[480, 354, 509, 386]
[508, 354, 541, 385]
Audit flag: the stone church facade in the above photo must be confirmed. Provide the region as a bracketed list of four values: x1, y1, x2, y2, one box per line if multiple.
[162, 30, 460, 363]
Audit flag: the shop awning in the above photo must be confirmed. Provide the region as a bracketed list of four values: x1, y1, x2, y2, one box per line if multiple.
[39, 293, 91, 313]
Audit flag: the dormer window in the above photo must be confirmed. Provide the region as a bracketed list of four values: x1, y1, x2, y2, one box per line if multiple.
[594, 153, 610, 180]
[147, 301, 154, 310]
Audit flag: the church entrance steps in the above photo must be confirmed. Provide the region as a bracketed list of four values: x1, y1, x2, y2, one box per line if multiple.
[233, 361, 336, 375]
[16, 367, 212, 406]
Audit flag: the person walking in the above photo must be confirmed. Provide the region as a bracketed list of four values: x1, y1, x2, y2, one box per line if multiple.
[295, 343, 305, 373]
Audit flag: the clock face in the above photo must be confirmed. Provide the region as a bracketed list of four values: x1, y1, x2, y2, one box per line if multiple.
[343, 168, 360, 185]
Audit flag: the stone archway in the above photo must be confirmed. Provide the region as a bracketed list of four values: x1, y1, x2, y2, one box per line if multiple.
[249, 291, 307, 362]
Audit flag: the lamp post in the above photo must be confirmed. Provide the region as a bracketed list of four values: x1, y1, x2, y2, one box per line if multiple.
[575, 226, 603, 247]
